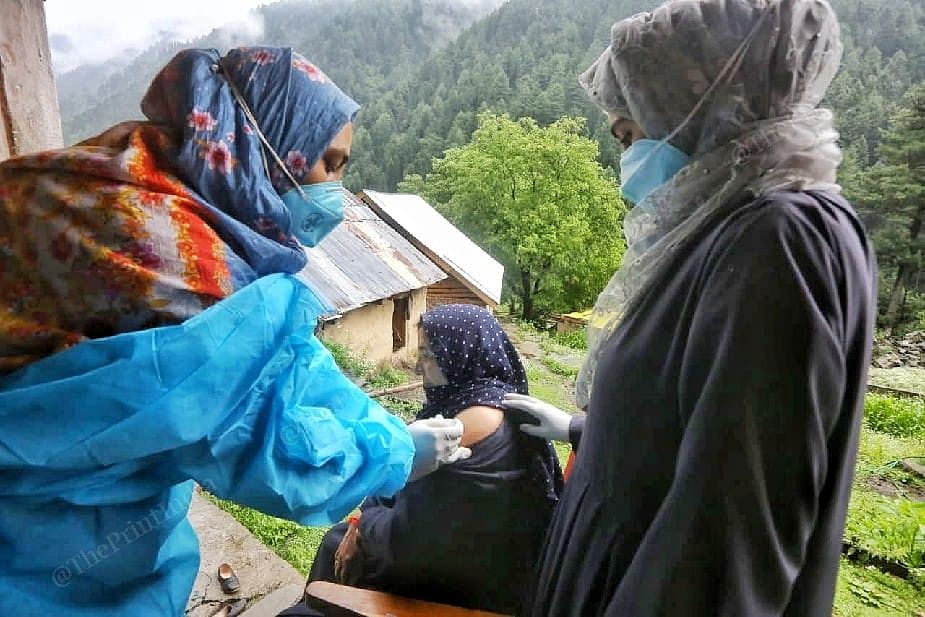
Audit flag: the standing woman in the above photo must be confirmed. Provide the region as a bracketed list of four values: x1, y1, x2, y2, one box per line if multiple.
[0, 47, 465, 616]
[505, 1, 877, 615]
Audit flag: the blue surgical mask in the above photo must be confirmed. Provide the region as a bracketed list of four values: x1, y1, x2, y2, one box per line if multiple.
[280, 181, 345, 247]
[619, 138, 690, 206]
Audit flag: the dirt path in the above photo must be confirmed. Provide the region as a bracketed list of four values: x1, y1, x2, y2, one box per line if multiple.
[186, 492, 304, 616]
[500, 320, 583, 412]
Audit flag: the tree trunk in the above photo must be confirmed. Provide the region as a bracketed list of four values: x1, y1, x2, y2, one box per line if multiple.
[886, 262, 908, 332]
[886, 201, 925, 332]
[508, 295, 518, 316]
[520, 269, 534, 321]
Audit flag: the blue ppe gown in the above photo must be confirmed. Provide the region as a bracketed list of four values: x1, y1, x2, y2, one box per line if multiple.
[0, 274, 414, 616]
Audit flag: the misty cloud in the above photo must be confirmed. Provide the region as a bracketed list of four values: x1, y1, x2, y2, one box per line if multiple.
[44, 0, 269, 74]
[213, 13, 266, 50]
[48, 33, 74, 54]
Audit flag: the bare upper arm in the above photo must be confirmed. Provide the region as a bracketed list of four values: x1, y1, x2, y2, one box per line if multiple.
[455, 405, 504, 447]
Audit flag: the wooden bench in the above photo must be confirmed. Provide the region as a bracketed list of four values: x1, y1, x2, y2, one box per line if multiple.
[304, 581, 511, 617]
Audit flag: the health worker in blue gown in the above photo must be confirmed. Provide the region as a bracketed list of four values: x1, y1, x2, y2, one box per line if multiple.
[0, 46, 468, 616]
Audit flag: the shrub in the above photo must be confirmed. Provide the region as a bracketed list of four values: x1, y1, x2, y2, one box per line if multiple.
[551, 329, 588, 350]
[864, 394, 925, 439]
[844, 488, 925, 571]
[366, 363, 407, 390]
[541, 357, 579, 378]
[379, 397, 419, 423]
[322, 340, 373, 379]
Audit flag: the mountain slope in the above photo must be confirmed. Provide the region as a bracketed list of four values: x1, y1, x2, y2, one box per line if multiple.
[57, 0, 505, 144]
[345, 0, 656, 189]
[345, 0, 925, 190]
[57, 0, 925, 197]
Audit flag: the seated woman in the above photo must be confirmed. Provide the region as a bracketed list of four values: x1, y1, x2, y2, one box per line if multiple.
[299, 304, 563, 614]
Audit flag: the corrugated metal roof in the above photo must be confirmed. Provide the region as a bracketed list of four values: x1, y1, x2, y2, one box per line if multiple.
[360, 190, 504, 306]
[296, 190, 446, 315]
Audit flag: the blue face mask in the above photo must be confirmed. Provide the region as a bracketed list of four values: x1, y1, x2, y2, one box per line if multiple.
[619, 139, 691, 206]
[279, 181, 345, 247]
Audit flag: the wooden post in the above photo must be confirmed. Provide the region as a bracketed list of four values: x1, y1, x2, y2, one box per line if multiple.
[0, 0, 63, 162]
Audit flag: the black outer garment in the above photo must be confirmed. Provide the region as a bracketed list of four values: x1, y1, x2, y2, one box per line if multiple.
[308, 419, 557, 614]
[569, 415, 586, 450]
[524, 191, 876, 617]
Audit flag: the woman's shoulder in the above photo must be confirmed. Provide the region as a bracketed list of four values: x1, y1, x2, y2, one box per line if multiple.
[711, 190, 868, 260]
[696, 189, 873, 300]
[734, 190, 862, 238]
[455, 405, 505, 448]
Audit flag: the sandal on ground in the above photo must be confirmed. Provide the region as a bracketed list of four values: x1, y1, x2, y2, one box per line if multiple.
[217, 563, 241, 594]
[210, 598, 246, 617]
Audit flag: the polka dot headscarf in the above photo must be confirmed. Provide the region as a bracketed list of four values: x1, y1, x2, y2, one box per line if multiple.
[419, 304, 527, 419]
[419, 304, 563, 501]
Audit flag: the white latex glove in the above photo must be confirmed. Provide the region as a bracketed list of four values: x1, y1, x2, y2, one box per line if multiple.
[407, 415, 472, 482]
[502, 392, 572, 442]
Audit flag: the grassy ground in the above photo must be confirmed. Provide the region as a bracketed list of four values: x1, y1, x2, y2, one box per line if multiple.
[207, 497, 327, 576]
[215, 320, 925, 614]
[839, 428, 925, 616]
[834, 559, 925, 616]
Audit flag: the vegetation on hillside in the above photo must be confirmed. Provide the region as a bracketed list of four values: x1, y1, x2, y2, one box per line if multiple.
[57, 0, 925, 322]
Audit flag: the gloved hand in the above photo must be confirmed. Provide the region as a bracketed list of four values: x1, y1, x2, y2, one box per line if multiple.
[407, 415, 472, 482]
[502, 392, 572, 442]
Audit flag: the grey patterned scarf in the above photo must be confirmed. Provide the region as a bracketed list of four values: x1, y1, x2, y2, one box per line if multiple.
[575, 0, 844, 407]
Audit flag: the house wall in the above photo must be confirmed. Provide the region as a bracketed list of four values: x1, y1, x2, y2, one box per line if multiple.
[0, 0, 63, 161]
[403, 287, 427, 361]
[319, 287, 427, 366]
[426, 276, 491, 310]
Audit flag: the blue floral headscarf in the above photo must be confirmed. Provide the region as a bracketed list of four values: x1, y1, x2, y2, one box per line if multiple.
[141, 46, 359, 275]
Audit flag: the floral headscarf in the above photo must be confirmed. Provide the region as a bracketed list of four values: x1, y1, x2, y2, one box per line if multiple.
[142, 46, 360, 275]
[0, 47, 357, 373]
[575, 0, 844, 406]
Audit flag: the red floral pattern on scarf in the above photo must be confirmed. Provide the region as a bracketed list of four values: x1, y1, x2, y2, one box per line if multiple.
[292, 57, 327, 83]
[285, 150, 308, 178]
[200, 140, 236, 174]
[187, 108, 217, 132]
[251, 49, 276, 65]
[0, 123, 234, 373]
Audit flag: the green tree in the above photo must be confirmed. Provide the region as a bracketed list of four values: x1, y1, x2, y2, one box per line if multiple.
[401, 112, 626, 320]
[861, 83, 925, 331]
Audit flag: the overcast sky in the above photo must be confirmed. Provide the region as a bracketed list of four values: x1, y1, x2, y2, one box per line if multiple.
[44, 0, 269, 74]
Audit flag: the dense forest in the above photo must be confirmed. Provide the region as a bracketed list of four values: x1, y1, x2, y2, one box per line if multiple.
[57, 0, 505, 144]
[56, 0, 925, 326]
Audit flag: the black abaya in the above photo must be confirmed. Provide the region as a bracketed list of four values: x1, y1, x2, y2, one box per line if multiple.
[525, 190, 876, 617]
[308, 420, 556, 614]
